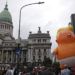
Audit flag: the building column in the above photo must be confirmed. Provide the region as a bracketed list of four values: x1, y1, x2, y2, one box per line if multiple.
[6, 51, 8, 63]
[0, 51, 1, 63]
[36, 49, 38, 62]
[31, 48, 33, 63]
[11, 51, 13, 63]
[27, 49, 31, 62]
[1, 50, 3, 63]
[41, 49, 44, 62]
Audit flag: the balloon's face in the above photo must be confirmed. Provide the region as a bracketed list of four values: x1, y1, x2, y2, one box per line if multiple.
[57, 30, 75, 43]
[56, 29, 75, 59]
[54, 26, 75, 66]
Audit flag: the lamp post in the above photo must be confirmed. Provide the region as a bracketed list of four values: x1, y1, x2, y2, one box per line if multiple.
[15, 2, 44, 73]
[18, 1, 44, 43]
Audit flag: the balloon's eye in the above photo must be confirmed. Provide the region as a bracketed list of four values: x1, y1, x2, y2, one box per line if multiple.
[67, 34, 71, 38]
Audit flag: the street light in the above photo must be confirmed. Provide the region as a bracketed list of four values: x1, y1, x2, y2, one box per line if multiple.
[15, 2, 44, 72]
[18, 1, 44, 44]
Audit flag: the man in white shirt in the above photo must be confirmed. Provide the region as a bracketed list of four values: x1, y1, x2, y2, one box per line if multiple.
[6, 65, 14, 75]
[61, 65, 71, 75]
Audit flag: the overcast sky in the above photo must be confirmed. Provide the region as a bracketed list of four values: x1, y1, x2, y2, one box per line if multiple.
[0, 0, 75, 51]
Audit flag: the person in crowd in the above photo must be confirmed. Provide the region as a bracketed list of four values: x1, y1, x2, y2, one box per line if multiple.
[14, 65, 20, 75]
[5, 65, 13, 75]
[29, 67, 38, 75]
[61, 65, 71, 75]
[41, 67, 54, 75]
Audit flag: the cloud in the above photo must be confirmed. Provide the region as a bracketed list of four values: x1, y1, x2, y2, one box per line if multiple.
[0, 0, 75, 50]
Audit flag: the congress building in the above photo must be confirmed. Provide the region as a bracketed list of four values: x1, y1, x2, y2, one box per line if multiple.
[0, 3, 52, 70]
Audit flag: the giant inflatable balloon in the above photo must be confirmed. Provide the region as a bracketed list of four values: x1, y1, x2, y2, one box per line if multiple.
[54, 24, 75, 66]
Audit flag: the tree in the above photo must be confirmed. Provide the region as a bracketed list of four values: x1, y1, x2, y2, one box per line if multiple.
[43, 57, 52, 67]
[52, 61, 61, 75]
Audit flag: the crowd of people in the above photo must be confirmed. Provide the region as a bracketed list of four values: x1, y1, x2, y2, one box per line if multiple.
[5, 65, 55, 75]
[3, 64, 75, 75]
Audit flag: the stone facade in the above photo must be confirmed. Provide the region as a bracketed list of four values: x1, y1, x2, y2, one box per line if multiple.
[27, 27, 52, 63]
[0, 3, 52, 70]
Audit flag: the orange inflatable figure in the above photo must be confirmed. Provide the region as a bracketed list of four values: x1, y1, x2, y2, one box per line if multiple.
[54, 25, 75, 66]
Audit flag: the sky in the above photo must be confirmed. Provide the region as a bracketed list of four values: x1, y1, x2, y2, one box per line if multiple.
[0, 0, 75, 51]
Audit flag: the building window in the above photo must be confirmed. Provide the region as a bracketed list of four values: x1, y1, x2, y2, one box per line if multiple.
[33, 49, 35, 55]
[38, 49, 41, 55]
[33, 56, 35, 60]
[44, 56, 46, 60]
[10, 43, 12, 46]
[24, 58, 26, 63]
[43, 39, 46, 43]
[38, 56, 41, 59]
[9, 58, 11, 62]
[33, 56, 35, 62]
[43, 49, 47, 55]
[33, 39, 36, 42]
[23, 51, 26, 58]
[44, 49, 46, 52]
[5, 44, 8, 46]
[38, 39, 41, 43]
[39, 49, 40, 52]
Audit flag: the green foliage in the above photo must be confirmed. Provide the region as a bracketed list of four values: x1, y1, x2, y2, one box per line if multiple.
[43, 57, 52, 67]
[53, 61, 60, 67]
[52, 61, 61, 75]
